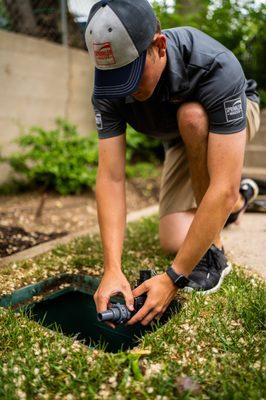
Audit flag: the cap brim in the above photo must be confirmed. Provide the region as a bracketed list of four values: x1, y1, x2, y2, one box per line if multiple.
[93, 51, 146, 99]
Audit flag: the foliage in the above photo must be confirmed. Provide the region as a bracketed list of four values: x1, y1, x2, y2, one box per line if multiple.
[0, 119, 99, 195]
[0, 120, 163, 194]
[152, 0, 266, 90]
[126, 125, 163, 164]
[126, 162, 161, 179]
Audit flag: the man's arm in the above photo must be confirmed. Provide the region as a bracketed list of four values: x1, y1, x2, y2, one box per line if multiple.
[128, 129, 246, 326]
[96, 134, 126, 267]
[94, 134, 134, 325]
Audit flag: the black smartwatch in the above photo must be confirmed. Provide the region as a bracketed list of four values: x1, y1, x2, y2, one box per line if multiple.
[166, 266, 189, 288]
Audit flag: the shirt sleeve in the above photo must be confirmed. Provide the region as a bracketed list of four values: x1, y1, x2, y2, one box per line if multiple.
[92, 97, 127, 139]
[197, 52, 247, 134]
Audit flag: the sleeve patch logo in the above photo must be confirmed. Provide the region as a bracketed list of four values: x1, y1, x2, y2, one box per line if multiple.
[224, 97, 243, 122]
[93, 42, 116, 66]
[95, 113, 103, 130]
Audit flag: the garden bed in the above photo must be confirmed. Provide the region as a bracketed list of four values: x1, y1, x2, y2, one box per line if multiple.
[0, 175, 160, 258]
[0, 225, 66, 258]
[0, 216, 264, 399]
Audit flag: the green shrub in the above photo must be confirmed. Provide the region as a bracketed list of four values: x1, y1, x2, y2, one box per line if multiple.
[126, 162, 160, 179]
[0, 120, 163, 195]
[126, 125, 163, 164]
[1, 119, 99, 195]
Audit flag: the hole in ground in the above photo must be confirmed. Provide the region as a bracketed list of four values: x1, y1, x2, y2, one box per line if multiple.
[0, 274, 182, 353]
[25, 288, 153, 353]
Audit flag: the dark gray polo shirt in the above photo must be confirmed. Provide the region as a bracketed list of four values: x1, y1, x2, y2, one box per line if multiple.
[92, 27, 259, 140]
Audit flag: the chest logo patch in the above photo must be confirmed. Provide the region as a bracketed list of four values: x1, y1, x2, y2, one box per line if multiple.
[95, 113, 103, 130]
[93, 42, 116, 66]
[224, 97, 243, 122]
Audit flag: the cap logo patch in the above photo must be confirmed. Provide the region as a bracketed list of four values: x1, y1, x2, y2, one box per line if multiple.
[224, 97, 243, 122]
[93, 42, 116, 66]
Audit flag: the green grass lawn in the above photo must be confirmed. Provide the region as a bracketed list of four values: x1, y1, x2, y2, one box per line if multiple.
[0, 216, 265, 399]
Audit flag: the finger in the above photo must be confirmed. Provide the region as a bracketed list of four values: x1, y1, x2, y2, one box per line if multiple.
[127, 302, 153, 326]
[122, 289, 134, 312]
[140, 310, 159, 326]
[95, 295, 109, 313]
[132, 282, 148, 298]
[105, 321, 116, 329]
[95, 298, 116, 329]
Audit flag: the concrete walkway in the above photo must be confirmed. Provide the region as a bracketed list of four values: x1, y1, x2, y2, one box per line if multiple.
[222, 213, 266, 279]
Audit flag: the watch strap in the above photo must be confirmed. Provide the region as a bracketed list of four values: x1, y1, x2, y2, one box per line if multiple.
[166, 266, 189, 288]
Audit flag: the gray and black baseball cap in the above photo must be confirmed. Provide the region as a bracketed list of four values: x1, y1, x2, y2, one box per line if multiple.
[85, 0, 157, 99]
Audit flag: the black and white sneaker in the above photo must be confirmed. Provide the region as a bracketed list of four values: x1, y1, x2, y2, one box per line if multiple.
[184, 245, 232, 295]
[225, 178, 259, 227]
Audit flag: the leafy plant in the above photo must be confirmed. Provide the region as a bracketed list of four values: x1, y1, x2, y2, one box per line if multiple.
[126, 162, 161, 179]
[126, 125, 163, 164]
[1, 119, 99, 195]
[0, 120, 163, 194]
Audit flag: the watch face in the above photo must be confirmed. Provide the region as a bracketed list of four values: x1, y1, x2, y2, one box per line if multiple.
[175, 275, 189, 288]
[166, 267, 189, 288]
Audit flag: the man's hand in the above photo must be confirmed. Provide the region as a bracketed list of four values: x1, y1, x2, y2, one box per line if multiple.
[94, 269, 134, 328]
[127, 273, 178, 326]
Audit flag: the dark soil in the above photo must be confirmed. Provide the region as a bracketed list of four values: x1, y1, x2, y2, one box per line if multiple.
[0, 225, 67, 258]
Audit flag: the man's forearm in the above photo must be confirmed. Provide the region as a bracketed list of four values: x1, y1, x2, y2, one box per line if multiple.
[96, 173, 126, 270]
[172, 184, 238, 276]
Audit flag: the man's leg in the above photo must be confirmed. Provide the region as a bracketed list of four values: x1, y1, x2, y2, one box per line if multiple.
[159, 131, 196, 254]
[159, 99, 260, 254]
[160, 102, 222, 253]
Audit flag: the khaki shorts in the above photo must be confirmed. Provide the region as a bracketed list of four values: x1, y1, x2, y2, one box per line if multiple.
[159, 99, 261, 218]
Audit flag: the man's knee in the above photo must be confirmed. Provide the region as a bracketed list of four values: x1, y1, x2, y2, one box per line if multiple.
[159, 215, 182, 254]
[159, 235, 180, 255]
[159, 237, 180, 255]
[177, 102, 209, 143]
[159, 211, 195, 254]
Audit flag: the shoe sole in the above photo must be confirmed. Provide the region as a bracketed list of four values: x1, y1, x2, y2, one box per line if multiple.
[241, 178, 259, 204]
[183, 262, 232, 295]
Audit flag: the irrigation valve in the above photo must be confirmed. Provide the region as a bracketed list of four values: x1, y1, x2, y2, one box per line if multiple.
[97, 270, 156, 324]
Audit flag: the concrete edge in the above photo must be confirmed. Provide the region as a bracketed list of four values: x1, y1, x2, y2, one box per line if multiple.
[0, 204, 159, 267]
